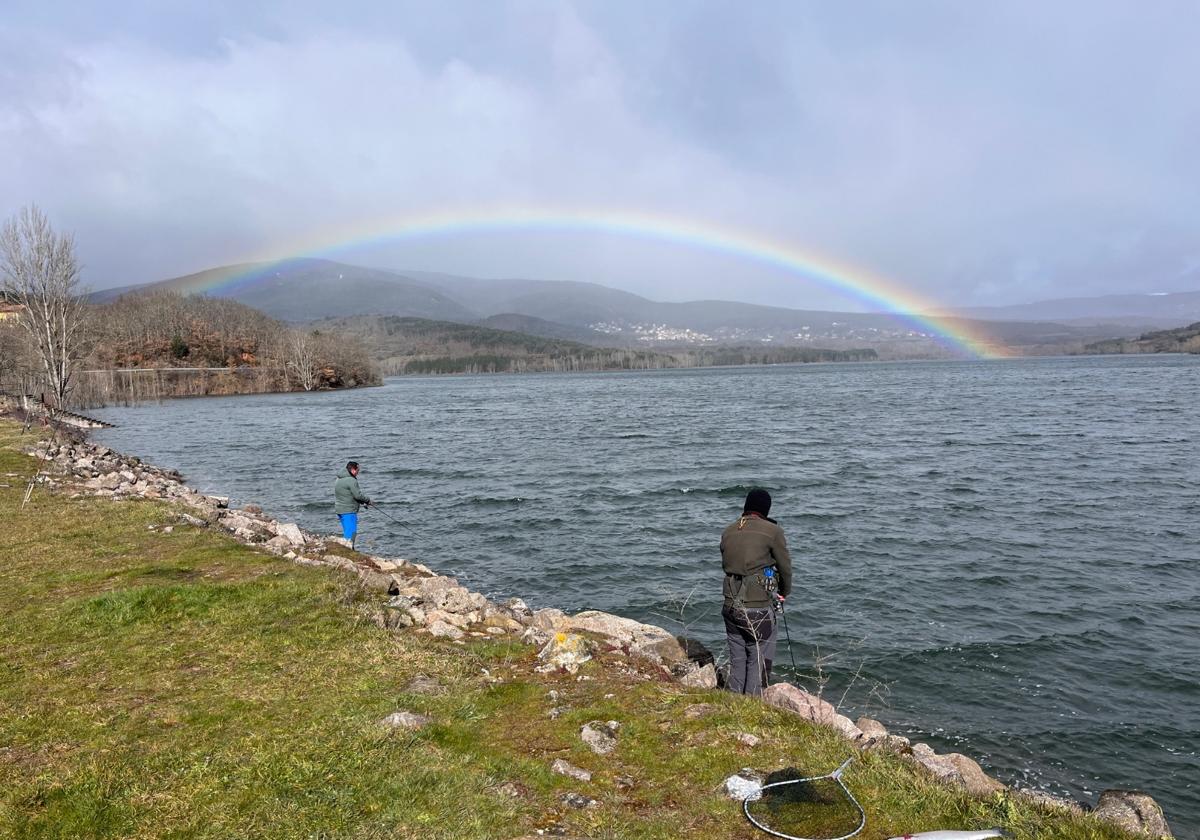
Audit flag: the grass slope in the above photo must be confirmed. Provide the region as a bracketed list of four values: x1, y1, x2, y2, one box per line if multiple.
[0, 421, 1132, 839]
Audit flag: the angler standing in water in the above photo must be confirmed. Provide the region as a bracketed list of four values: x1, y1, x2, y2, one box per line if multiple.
[333, 460, 371, 549]
[721, 488, 792, 695]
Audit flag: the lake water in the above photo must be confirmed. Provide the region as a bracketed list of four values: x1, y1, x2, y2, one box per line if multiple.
[92, 355, 1200, 834]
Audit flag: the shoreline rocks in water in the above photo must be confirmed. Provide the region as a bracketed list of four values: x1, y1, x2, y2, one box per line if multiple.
[20, 432, 1174, 839]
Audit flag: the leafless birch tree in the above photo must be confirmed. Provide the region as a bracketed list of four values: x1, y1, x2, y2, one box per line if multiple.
[0, 205, 90, 408]
[286, 328, 318, 390]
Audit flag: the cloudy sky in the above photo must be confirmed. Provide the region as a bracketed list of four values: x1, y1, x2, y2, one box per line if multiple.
[3, 1, 1198, 310]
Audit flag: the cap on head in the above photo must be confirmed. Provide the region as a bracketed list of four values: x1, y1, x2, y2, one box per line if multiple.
[743, 488, 772, 517]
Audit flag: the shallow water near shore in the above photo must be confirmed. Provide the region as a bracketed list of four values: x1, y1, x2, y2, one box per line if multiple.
[92, 355, 1200, 834]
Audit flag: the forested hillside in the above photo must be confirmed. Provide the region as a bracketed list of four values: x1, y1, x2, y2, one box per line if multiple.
[1083, 321, 1200, 355]
[324, 315, 876, 375]
[76, 292, 380, 403]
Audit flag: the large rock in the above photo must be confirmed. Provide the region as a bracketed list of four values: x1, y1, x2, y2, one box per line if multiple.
[761, 683, 863, 741]
[1012, 788, 1083, 815]
[908, 743, 1005, 797]
[409, 575, 487, 615]
[274, 522, 307, 547]
[580, 720, 620, 755]
[565, 610, 698, 666]
[678, 662, 718, 689]
[425, 609, 472, 630]
[854, 716, 911, 753]
[856, 717, 890, 740]
[358, 569, 395, 593]
[537, 632, 592, 674]
[1092, 790, 1172, 838]
[428, 620, 465, 640]
[550, 759, 592, 782]
[528, 607, 568, 631]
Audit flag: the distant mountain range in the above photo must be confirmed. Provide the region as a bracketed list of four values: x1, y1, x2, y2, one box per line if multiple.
[941, 290, 1200, 327]
[90, 257, 1200, 357]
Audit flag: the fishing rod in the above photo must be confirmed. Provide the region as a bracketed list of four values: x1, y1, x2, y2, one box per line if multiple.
[778, 596, 799, 674]
[365, 502, 419, 537]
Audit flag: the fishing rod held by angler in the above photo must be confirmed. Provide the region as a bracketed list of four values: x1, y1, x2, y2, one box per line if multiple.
[778, 596, 799, 674]
[366, 502, 419, 537]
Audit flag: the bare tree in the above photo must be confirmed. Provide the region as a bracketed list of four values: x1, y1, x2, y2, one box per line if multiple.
[286, 328, 318, 390]
[0, 205, 90, 408]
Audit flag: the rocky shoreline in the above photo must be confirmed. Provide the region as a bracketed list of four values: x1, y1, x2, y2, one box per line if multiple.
[22, 432, 1174, 839]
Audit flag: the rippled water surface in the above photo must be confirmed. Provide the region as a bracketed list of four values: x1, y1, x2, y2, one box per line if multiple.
[93, 355, 1200, 834]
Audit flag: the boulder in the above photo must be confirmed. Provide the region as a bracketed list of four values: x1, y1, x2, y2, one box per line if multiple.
[908, 743, 1005, 797]
[529, 607, 568, 631]
[580, 720, 620, 755]
[550, 758, 592, 782]
[761, 683, 864, 741]
[735, 732, 761, 747]
[358, 570, 395, 593]
[856, 717, 890, 740]
[1092, 790, 1172, 838]
[425, 609, 471, 630]
[536, 632, 592, 674]
[428, 620, 465, 641]
[565, 610, 697, 666]
[262, 535, 289, 553]
[411, 575, 487, 614]
[274, 522, 306, 547]
[678, 662, 718, 689]
[1012, 788, 1083, 815]
[505, 597, 532, 616]
[243, 503, 263, 514]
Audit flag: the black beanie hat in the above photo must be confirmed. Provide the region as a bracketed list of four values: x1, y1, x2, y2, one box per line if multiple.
[743, 488, 771, 517]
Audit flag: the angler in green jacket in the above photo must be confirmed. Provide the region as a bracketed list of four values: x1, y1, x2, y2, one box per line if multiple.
[333, 461, 371, 548]
[720, 487, 793, 695]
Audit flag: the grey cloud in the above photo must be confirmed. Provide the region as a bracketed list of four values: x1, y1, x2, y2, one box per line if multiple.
[1, 1, 1198, 309]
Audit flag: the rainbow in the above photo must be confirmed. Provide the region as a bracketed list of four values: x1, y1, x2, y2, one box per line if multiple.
[195, 207, 1005, 358]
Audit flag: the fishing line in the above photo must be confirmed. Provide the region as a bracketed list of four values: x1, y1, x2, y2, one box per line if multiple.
[779, 598, 799, 674]
[744, 757, 866, 840]
[366, 502, 419, 538]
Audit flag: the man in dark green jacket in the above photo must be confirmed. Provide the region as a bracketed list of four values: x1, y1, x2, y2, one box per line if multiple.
[721, 488, 793, 695]
[333, 461, 371, 548]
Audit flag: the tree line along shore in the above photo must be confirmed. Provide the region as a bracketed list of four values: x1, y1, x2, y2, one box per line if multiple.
[0, 415, 1175, 839]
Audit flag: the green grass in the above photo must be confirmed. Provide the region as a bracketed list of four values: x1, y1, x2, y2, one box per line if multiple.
[0, 420, 1134, 839]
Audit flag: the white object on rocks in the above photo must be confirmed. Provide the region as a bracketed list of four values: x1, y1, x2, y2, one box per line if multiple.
[550, 758, 592, 782]
[724, 773, 764, 801]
